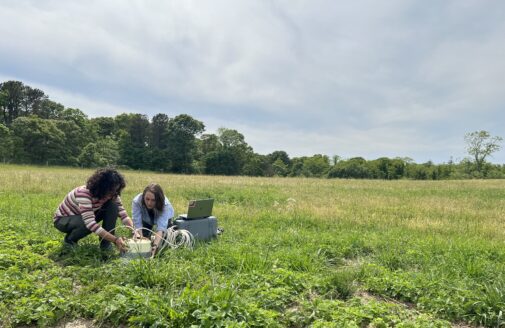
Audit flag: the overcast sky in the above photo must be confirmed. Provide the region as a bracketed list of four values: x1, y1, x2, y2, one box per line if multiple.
[1, 0, 504, 163]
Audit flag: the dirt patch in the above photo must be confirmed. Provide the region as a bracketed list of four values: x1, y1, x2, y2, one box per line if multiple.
[55, 319, 95, 328]
[451, 323, 483, 328]
[356, 290, 416, 309]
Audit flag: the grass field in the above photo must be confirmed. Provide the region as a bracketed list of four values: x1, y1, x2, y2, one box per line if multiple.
[0, 164, 504, 327]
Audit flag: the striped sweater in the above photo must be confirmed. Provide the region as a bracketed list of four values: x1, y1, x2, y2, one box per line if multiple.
[54, 186, 130, 235]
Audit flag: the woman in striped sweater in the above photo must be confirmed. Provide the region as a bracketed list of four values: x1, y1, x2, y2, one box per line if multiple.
[53, 167, 133, 252]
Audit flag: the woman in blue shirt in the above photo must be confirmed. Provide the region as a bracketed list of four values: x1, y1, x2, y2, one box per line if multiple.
[132, 183, 174, 255]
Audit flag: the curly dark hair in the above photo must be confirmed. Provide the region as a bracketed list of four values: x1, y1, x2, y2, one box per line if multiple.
[141, 183, 165, 212]
[86, 167, 126, 199]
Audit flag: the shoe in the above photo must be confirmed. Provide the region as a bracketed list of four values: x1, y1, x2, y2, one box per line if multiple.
[100, 243, 115, 261]
[100, 243, 113, 252]
[63, 236, 77, 247]
[61, 236, 77, 254]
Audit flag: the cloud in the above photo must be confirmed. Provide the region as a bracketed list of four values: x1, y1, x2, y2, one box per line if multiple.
[204, 116, 467, 163]
[1, 0, 504, 163]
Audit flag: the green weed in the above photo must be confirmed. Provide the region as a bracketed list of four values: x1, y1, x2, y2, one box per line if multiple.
[0, 164, 504, 327]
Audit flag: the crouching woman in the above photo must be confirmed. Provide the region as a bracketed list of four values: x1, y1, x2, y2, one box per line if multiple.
[132, 183, 175, 256]
[53, 168, 133, 252]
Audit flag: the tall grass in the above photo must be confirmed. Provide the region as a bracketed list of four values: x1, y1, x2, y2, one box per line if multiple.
[0, 164, 504, 327]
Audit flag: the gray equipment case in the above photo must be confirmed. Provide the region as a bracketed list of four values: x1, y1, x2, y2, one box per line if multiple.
[174, 216, 217, 241]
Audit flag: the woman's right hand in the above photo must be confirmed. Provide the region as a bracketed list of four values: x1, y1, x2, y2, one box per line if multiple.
[115, 237, 128, 253]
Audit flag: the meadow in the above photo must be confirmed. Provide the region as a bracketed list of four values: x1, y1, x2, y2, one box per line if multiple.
[0, 164, 504, 327]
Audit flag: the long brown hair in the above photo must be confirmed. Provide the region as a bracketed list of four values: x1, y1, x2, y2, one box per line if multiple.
[141, 183, 165, 212]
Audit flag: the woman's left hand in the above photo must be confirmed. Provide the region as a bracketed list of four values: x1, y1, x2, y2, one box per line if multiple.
[150, 245, 158, 257]
[133, 230, 142, 240]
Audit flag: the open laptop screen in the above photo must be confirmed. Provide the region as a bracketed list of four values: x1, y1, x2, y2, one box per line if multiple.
[185, 198, 214, 219]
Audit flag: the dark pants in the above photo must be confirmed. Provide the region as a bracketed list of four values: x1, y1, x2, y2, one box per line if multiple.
[141, 220, 154, 238]
[54, 200, 118, 249]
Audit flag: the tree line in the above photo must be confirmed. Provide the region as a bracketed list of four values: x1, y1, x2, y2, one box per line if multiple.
[1, 80, 503, 179]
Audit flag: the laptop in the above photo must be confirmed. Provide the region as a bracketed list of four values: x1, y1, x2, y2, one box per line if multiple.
[180, 198, 214, 219]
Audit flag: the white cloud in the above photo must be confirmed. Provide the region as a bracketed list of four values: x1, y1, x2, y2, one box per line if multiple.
[1, 0, 504, 163]
[204, 117, 468, 163]
[0, 74, 136, 117]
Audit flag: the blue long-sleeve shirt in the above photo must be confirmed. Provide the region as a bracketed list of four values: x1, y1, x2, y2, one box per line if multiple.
[132, 193, 174, 232]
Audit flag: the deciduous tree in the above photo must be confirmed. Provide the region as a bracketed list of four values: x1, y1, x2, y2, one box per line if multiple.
[302, 154, 331, 177]
[148, 113, 171, 171]
[115, 114, 150, 169]
[166, 114, 204, 173]
[0, 81, 24, 125]
[78, 137, 119, 167]
[464, 130, 502, 173]
[0, 123, 13, 162]
[11, 116, 65, 164]
[216, 128, 253, 174]
[204, 149, 241, 175]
